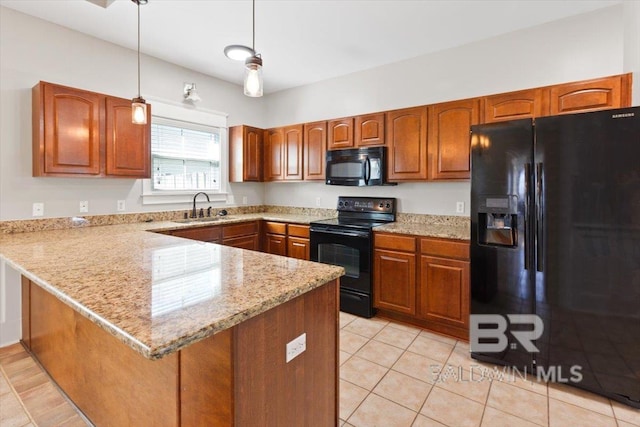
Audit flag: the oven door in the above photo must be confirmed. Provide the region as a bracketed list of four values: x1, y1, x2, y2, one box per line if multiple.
[310, 227, 371, 294]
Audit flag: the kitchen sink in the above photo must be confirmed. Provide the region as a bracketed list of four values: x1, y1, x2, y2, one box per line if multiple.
[172, 217, 222, 224]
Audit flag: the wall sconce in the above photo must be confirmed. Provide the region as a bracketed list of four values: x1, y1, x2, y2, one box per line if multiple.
[183, 83, 201, 103]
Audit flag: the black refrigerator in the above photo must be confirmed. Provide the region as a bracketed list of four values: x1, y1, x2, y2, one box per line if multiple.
[470, 106, 640, 408]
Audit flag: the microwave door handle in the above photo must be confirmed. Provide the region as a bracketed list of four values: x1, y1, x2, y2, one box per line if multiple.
[364, 157, 371, 185]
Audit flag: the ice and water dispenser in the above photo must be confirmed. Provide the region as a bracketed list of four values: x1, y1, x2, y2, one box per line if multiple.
[477, 195, 519, 247]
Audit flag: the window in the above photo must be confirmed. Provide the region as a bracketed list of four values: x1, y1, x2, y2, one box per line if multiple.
[151, 119, 221, 191]
[142, 101, 228, 204]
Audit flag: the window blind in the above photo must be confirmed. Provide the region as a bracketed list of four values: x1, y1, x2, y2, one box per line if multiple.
[151, 120, 221, 191]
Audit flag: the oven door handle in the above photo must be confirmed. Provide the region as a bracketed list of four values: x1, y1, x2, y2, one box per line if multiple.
[310, 228, 370, 238]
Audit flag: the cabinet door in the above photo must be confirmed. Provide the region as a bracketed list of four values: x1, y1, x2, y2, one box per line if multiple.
[283, 125, 303, 180]
[327, 118, 354, 150]
[229, 125, 263, 182]
[264, 128, 284, 181]
[303, 121, 327, 180]
[386, 107, 428, 181]
[484, 88, 549, 123]
[549, 74, 631, 115]
[224, 235, 260, 251]
[428, 98, 480, 180]
[167, 226, 221, 243]
[105, 97, 151, 178]
[373, 249, 416, 315]
[264, 233, 287, 256]
[36, 82, 101, 176]
[419, 255, 469, 329]
[355, 113, 385, 147]
[287, 236, 310, 260]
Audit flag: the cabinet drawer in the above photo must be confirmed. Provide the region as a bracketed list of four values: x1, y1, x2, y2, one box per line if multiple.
[170, 226, 221, 243]
[288, 224, 310, 238]
[264, 221, 287, 235]
[374, 233, 416, 252]
[420, 238, 469, 260]
[223, 235, 260, 251]
[223, 221, 259, 238]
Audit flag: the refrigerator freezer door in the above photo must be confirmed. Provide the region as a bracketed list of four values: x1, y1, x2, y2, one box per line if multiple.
[535, 107, 640, 408]
[470, 119, 536, 371]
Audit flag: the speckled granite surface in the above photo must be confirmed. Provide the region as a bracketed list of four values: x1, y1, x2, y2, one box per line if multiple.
[374, 222, 470, 240]
[0, 222, 344, 360]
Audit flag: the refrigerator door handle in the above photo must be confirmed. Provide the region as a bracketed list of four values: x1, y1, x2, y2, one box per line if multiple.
[524, 163, 531, 270]
[536, 162, 544, 272]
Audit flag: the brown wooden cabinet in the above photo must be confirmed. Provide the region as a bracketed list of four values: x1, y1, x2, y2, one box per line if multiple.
[164, 225, 222, 243]
[229, 125, 263, 182]
[327, 118, 354, 150]
[418, 238, 470, 333]
[222, 221, 260, 250]
[33, 81, 151, 178]
[287, 224, 310, 260]
[264, 128, 284, 181]
[303, 121, 327, 181]
[355, 113, 385, 147]
[483, 88, 549, 123]
[283, 125, 304, 180]
[549, 74, 632, 115]
[386, 106, 428, 181]
[428, 98, 480, 180]
[373, 232, 470, 340]
[264, 221, 288, 256]
[373, 233, 417, 315]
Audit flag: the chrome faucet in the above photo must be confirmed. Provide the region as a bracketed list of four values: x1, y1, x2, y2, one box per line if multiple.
[191, 192, 210, 218]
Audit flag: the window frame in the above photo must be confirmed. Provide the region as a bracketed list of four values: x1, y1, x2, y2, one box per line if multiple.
[141, 101, 229, 205]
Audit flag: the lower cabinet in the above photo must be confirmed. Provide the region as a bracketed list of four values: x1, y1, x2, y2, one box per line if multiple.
[222, 222, 260, 251]
[286, 224, 310, 261]
[373, 232, 470, 340]
[264, 221, 288, 256]
[263, 221, 311, 260]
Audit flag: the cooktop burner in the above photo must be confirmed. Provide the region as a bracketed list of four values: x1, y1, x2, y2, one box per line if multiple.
[311, 217, 390, 230]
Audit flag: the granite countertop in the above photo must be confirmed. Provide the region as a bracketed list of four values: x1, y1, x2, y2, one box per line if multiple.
[0, 222, 344, 360]
[374, 222, 470, 241]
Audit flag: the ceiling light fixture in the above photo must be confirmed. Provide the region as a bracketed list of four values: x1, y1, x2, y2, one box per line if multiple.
[243, 0, 263, 97]
[131, 0, 147, 124]
[183, 83, 201, 103]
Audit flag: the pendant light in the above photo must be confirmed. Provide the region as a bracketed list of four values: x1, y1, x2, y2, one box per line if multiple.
[243, 0, 263, 97]
[224, 0, 263, 97]
[131, 0, 147, 124]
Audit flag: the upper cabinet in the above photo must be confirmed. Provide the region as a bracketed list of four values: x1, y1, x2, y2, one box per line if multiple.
[355, 113, 385, 147]
[303, 121, 327, 181]
[283, 125, 303, 180]
[264, 125, 303, 181]
[386, 106, 428, 181]
[264, 127, 284, 181]
[483, 88, 549, 123]
[229, 125, 263, 182]
[427, 98, 480, 180]
[32, 81, 150, 178]
[548, 74, 632, 115]
[327, 118, 354, 150]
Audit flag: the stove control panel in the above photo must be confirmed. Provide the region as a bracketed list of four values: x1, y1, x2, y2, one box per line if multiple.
[337, 196, 396, 214]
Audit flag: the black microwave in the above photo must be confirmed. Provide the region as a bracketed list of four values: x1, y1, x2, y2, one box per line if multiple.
[326, 146, 391, 186]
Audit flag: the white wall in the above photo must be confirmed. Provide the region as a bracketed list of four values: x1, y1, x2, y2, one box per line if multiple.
[263, 5, 628, 215]
[0, 6, 266, 221]
[624, 0, 640, 105]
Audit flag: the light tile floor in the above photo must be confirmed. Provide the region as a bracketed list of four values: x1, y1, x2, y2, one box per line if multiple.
[339, 312, 640, 427]
[2, 314, 640, 427]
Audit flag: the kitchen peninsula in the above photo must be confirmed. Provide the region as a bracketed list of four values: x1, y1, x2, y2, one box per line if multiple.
[0, 221, 344, 426]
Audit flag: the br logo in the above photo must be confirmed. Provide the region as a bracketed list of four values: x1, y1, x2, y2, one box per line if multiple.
[469, 314, 544, 353]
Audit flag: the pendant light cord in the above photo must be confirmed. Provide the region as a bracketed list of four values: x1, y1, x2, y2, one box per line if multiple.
[252, 0, 255, 51]
[137, 1, 141, 98]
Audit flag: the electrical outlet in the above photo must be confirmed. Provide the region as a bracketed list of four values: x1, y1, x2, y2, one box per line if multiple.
[32, 203, 44, 217]
[242, 196, 248, 205]
[117, 200, 126, 212]
[315, 197, 321, 207]
[456, 201, 465, 214]
[79, 201, 89, 213]
[227, 195, 235, 205]
[286, 333, 306, 363]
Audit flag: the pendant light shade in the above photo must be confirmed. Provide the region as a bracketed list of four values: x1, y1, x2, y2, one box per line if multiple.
[224, 45, 255, 61]
[244, 55, 263, 97]
[132, 0, 147, 124]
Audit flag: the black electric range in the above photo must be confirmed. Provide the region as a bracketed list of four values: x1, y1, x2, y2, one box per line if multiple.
[310, 196, 396, 317]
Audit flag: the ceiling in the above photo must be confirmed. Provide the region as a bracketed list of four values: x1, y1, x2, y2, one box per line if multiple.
[0, 0, 621, 94]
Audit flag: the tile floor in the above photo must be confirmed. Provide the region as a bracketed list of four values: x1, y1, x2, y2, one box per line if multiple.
[1, 314, 639, 427]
